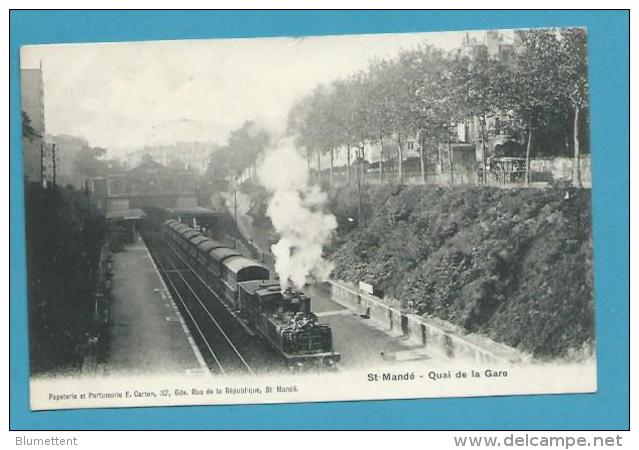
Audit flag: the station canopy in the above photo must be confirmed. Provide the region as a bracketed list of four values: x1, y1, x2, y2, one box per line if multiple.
[106, 208, 146, 221]
[167, 206, 218, 217]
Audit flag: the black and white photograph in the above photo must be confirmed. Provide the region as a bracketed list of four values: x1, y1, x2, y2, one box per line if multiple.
[20, 27, 596, 410]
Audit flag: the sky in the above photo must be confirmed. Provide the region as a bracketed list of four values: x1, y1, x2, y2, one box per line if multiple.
[20, 30, 506, 158]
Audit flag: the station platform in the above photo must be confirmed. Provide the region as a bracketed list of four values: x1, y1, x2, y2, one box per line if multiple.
[103, 236, 208, 376]
[304, 284, 430, 369]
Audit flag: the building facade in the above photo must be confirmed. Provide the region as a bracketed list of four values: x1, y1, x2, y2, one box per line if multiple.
[92, 160, 198, 220]
[21, 67, 52, 185]
[124, 142, 216, 174]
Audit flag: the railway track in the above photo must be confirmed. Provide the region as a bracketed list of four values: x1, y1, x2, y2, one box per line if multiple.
[144, 233, 282, 375]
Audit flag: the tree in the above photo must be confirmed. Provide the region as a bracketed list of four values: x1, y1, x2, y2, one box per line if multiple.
[400, 45, 453, 184]
[207, 121, 270, 185]
[141, 153, 155, 164]
[501, 29, 566, 185]
[288, 85, 343, 186]
[289, 89, 319, 182]
[357, 57, 413, 183]
[22, 111, 41, 141]
[381, 59, 413, 183]
[364, 59, 396, 183]
[450, 50, 503, 183]
[331, 75, 374, 185]
[557, 28, 589, 188]
[73, 145, 109, 181]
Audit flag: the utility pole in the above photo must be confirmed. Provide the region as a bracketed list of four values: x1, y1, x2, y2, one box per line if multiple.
[233, 175, 238, 225]
[40, 142, 44, 187]
[85, 179, 91, 208]
[360, 144, 366, 186]
[233, 175, 239, 250]
[51, 143, 57, 187]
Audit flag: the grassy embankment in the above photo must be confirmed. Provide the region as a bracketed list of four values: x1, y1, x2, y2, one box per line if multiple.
[327, 184, 594, 359]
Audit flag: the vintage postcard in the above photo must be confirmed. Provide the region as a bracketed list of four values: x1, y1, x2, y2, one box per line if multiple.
[20, 28, 596, 411]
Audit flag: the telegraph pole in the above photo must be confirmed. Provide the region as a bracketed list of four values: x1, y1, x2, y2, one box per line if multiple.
[233, 175, 238, 225]
[51, 143, 57, 187]
[40, 142, 44, 187]
[85, 179, 91, 208]
[233, 175, 238, 250]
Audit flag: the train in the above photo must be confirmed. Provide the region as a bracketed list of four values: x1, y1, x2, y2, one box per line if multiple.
[162, 219, 341, 368]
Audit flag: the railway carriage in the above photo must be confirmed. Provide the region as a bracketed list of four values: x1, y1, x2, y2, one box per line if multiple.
[164, 220, 174, 237]
[172, 222, 189, 234]
[208, 247, 242, 294]
[189, 235, 209, 274]
[175, 228, 190, 250]
[174, 225, 189, 244]
[174, 223, 189, 233]
[196, 239, 226, 286]
[180, 229, 202, 257]
[166, 221, 184, 247]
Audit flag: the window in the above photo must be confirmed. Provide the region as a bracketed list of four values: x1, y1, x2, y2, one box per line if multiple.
[407, 141, 414, 150]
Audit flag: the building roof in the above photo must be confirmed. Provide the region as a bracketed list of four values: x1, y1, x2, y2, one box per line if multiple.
[127, 159, 170, 173]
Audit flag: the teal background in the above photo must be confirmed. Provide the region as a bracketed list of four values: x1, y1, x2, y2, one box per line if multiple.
[9, 10, 629, 430]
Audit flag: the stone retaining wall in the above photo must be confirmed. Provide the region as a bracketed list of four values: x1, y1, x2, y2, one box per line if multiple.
[328, 280, 523, 365]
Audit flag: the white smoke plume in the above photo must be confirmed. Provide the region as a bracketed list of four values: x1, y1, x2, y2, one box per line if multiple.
[258, 140, 337, 290]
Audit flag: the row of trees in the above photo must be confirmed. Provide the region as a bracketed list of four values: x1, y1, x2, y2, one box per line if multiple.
[287, 28, 589, 187]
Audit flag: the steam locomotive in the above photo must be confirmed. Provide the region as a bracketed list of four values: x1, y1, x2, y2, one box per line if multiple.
[163, 219, 340, 368]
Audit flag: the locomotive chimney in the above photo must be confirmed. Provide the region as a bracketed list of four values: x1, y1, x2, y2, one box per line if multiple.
[299, 294, 311, 315]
